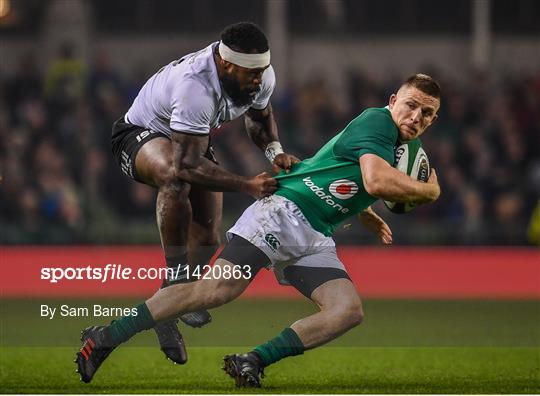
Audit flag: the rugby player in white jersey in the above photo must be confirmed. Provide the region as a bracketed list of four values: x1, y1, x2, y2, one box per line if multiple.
[76, 74, 441, 386]
[109, 22, 299, 364]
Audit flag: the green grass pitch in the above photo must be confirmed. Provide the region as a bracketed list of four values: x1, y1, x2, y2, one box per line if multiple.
[1, 298, 539, 393]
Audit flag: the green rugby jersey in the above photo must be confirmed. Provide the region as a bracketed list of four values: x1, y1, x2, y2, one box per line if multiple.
[275, 107, 399, 236]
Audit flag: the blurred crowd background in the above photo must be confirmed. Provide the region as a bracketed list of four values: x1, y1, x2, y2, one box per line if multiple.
[1, 0, 539, 245]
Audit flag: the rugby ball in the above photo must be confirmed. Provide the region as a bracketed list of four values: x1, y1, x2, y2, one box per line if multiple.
[383, 139, 430, 214]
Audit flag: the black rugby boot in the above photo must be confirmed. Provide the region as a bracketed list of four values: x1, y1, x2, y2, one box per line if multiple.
[154, 318, 188, 364]
[223, 352, 265, 388]
[75, 326, 116, 383]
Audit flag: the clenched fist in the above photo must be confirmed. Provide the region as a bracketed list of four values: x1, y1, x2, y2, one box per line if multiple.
[272, 153, 301, 174]
[243, 172, 278, 199]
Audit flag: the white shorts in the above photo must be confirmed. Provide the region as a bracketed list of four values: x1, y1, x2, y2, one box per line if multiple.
[227, 195, 347, 285]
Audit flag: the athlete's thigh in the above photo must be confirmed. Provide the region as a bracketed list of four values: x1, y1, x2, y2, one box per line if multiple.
[189, 184, 223, 237]
[309, 277, 361, 311]
[189, 242, 267, 305]
[218, 234, 271, 281]
[111, 118, 172, 187]
[134, 136, 174, 188]
[280, 245, 350, 297]
[191, 257, 253, 308]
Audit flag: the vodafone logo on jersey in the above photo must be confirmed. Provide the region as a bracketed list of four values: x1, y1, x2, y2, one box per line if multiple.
[329, 179, 358, 199]
[302, 177, 350, 214]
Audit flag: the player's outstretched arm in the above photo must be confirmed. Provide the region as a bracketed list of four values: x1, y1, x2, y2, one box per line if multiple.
[171, 131, 277, 198]
[359, 154, 440, 204]
[245, 105, 300, 173]
[358, 206, 393, 245]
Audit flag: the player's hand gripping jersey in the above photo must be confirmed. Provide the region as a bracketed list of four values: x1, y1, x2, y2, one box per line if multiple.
[276, 107, 401, 236]
[126, 42, 275, 136]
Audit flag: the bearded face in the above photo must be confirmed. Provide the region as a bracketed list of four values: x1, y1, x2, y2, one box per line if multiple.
[220, 72, 261, 107]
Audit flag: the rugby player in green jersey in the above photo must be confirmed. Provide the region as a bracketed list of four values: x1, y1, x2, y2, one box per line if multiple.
[75, 74, 441, 387]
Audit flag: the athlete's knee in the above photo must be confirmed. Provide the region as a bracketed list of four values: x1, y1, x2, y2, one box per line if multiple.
[189, 280, 230, 309]
[347, 300, 364, 327]
[197, 229, 221, 247]
[331, 299, 364, 329]
[205, 288, 231, 308]
[205, 278, 246, 308]
[190, 221, 221, 246]
[158, 170, 191, 198]
[190, 209, 222, 246]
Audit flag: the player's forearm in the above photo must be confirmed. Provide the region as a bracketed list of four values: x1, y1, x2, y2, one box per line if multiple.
[175, 157, 248, 193]
[170, 131, 250, 193]
[364, 166, 437, 203]
[245, 106, 280, 151]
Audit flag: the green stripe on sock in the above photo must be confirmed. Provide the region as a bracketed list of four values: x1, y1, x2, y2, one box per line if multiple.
[253, 327, 305, 366]
[107, 302, 155, 345]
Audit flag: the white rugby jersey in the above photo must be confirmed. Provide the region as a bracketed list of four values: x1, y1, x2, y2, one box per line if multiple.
[125, 42, 275, 137]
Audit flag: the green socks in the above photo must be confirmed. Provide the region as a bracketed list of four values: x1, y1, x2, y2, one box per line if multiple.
[107, 302, 156, 345]
[253, 327, 305, 366]
[106, 307, 305, 366]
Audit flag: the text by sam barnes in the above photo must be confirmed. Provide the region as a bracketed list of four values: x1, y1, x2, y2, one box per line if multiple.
[40, 304, 138, 319]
